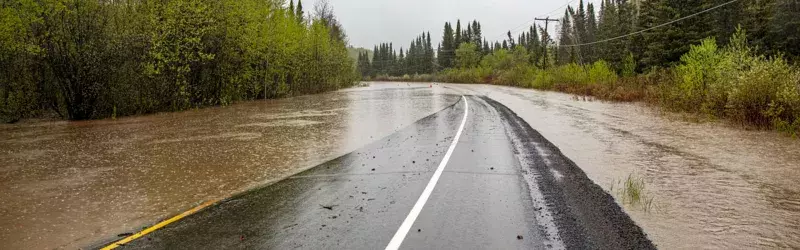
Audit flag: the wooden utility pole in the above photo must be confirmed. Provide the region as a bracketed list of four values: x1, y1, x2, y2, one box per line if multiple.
[534, 17, 559, 68]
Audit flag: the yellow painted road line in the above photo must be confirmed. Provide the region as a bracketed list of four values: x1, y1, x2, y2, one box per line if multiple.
[101, 199, 220, 250]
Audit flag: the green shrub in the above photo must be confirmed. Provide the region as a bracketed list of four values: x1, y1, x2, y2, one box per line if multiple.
[497, 65, 536, 87]
[672, 38, 728, 113]
[531, 69, 555, 89]
[552, 63, 588, 87]
[588, 60, 618, 85]
[729, 57, 799, 126]
[621, 53, 636, 77]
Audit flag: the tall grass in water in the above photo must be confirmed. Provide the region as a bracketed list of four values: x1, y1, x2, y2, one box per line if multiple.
[610, 173, 656, 213]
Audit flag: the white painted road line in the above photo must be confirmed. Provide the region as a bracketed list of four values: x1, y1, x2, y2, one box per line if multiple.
[385, 95, 469, 250]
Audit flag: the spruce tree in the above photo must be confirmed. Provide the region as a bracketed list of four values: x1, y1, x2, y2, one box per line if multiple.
[455, 20, 462, 47]
[426, 32, 434, 73]
[557, 8, 574, 65]
[574, 0, 588, 63]
[399, 48, 406, 75]
[770, 0, 800, 62]
[440, 22, 455, 68]
[472, 20, 482, 45]
[296, 0, 304, 23]
[586, 3, 598, 63]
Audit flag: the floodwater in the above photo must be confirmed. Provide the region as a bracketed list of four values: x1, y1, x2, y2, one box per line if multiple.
[450, 84, 800, 249]
[0, 83, 459, 249]
[2, 82, 799, 249]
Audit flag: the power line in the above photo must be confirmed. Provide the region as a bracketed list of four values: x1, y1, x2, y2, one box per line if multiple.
[558, 0, 742, 47]
[490, 0, 577, 41]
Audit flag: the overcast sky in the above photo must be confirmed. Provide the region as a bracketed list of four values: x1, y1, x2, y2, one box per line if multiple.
[298, 0, 601, 50]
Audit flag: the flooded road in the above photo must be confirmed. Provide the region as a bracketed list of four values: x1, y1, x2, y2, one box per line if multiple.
[451, 84, 800, 249]
[0, 83, 458, 249]
[2, 82, 799, 249]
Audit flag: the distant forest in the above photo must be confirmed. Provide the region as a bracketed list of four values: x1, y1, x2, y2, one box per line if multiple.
[357, 0, 799, 76]
[358, 0, 800, 135]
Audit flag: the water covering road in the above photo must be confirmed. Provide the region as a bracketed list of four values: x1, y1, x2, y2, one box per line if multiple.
[450, 84, 800, 249]
[1, 82, 799, 249]
[111, 95, 652, 249]
[0, 84, 458, 249]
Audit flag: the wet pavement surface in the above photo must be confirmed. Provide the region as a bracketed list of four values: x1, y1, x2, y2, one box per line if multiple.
[3, 82, 799, 249]
[450, 84, 800, 249]
[113, 96, 652, 249]
[0, 83, 458, 249]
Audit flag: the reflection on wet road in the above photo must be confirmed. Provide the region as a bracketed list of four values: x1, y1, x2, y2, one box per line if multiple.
[0, 83, 458, 249]
[2, 82, 799, 249]
[117, 95, 652, 249]
[451, 84, 800, 249]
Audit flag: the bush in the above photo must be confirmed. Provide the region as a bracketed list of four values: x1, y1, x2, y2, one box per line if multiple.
[497, 65, 537, 87]
[729, 57, 799, 126]
[438, 67, 491, 83]
[588, 60, 618, 85]
[670, 38, 728, 113]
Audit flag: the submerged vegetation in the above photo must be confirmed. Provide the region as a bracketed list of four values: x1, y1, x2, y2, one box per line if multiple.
[359, 0, 800, 135]
[610, 173, 655, 213]
[0, 0, 357, 122]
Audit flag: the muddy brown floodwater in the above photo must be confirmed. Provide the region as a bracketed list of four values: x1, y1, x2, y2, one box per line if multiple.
[450, 84, 800, 249]
[0, 83, 459, 249]
[2, 82, 799, 249]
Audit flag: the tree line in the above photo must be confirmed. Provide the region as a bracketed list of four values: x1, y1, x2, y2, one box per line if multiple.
[556, 0, 800, 72]
[0, 0, 357, 122]
[357, 31, 436, 77]
[359, 0, 800, 134]
[358, 0, 799, 77]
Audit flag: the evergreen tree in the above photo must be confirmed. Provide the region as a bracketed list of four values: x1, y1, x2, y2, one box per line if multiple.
[507, 31, 516, 48]
[466, 23, 473, 44]
[574, 0, 588, 63]
[742, 0, 775, 55]
[296, 0, 304, 23]
[770, 0, 800, 62]
[586, 3, 598, 63]
[455, 20, 462, 46]
[426, 32, 434, 73]
[440, 22, 455, 68]
[640, 0, 714, 69]
[557, 8, 575, 64]
[399, 48, 406, 75]
[472, 20, 482, 45]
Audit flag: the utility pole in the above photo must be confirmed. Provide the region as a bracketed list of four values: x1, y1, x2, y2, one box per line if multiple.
[535, 17, 559, 68]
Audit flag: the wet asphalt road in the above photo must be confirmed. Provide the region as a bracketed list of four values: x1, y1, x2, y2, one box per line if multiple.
[109, 95, 654, 249]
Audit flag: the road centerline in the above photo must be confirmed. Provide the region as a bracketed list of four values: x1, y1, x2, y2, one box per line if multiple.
[385, 95, 469, 250]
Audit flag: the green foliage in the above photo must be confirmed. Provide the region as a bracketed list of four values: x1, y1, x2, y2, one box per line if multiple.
[0, 0, 356, 122]
[438, 67, 491, 83]
[588, 60, 618, 84]
[455, 43, 480, 69]
[669, 38, 727, 113]
[658, 28, 800, 134]
[621, 53, 636, 77]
